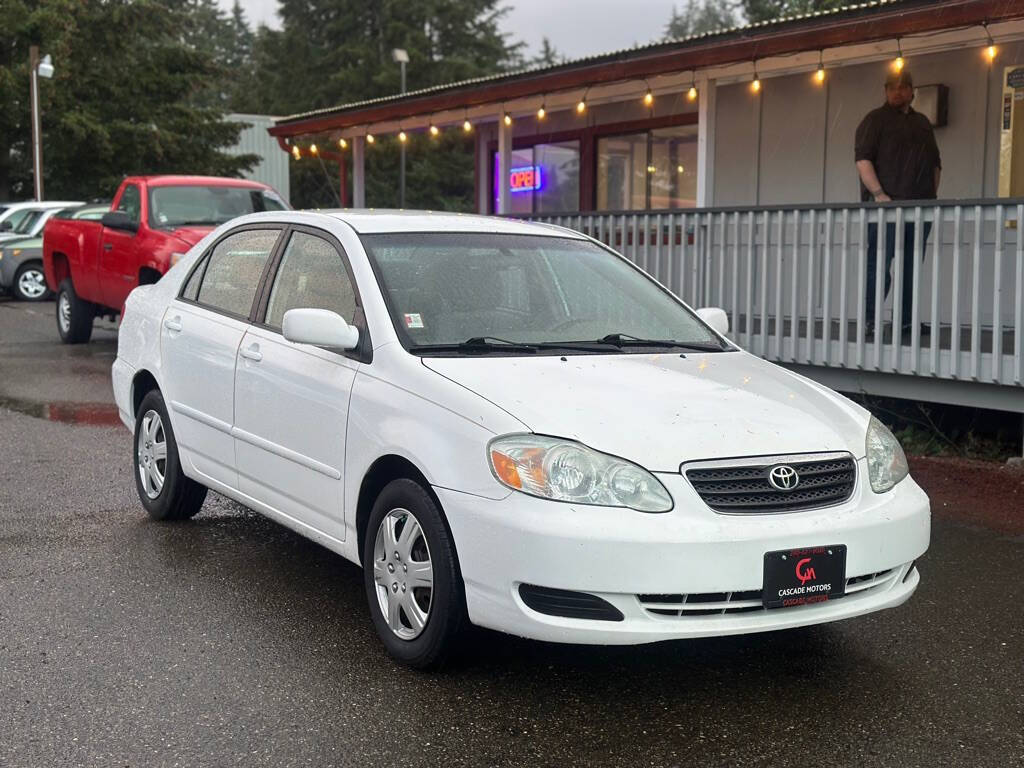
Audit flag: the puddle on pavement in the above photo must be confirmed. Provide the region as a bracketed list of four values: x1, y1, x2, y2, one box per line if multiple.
[0, 395, 122, 426]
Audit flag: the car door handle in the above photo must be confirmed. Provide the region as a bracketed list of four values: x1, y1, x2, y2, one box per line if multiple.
[163, 316, 182, 332]
[103, 243, 113, 251]
[240, 344, 262, 362]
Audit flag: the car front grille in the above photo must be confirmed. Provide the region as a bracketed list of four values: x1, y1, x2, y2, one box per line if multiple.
[684, 452, 856, 514]
[637, 568, 898, 618]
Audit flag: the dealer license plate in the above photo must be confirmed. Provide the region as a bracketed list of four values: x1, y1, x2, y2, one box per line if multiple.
[763, 545, 846, 609]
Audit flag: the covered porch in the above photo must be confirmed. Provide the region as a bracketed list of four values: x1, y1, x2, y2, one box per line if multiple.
[268, 0, 1024, 432]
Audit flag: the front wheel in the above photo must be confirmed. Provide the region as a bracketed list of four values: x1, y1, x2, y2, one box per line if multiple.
[13, 262, 51, 301]
[363, 479, 467, 669]
[133, 389, 207, 521]
[55, 278, 94, 344]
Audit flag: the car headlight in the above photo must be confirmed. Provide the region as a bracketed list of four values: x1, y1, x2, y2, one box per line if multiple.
[865, 416, 909, 493]
[488, 434, 673, 512]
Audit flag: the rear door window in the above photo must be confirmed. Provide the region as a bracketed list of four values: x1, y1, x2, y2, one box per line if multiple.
[191, 228, 281, 319]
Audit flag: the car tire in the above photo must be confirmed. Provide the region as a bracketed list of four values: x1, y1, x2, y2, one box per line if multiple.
[363, 479, 467, 669]
[133, 389, 207, 521]
[13, 261, 51, 302]
[56, 278, 94, 344]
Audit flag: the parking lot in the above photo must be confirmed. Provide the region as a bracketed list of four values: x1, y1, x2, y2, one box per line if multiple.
[1, 296, 1022, 768]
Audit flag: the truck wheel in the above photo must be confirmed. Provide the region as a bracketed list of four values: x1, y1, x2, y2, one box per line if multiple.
[13, 262, 51, 302]
[134, 389, 207, 521]
[56, 278, 95, 344]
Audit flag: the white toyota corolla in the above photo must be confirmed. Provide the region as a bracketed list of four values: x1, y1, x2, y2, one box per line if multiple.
[112, 210, 930, 667]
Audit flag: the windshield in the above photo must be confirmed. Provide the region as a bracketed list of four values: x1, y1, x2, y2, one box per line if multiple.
[361, 232, 723, 354]
[148, 185, 288, 228]
[11, 209, 44, 234]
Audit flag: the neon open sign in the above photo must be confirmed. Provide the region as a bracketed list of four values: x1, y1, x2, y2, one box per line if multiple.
[509, 165, 543, 193]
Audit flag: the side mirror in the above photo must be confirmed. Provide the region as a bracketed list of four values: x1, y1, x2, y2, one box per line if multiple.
[697, 307, 730, 337]
[101, 211, 139, 233]
[282, 308, 359, 351]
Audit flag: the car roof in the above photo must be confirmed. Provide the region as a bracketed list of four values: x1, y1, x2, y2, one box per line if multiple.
[317, 209, 587, 238]
[129, 175, 273, 189]
[1, 200, 83, 211]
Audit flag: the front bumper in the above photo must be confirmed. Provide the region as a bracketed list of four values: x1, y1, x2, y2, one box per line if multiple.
[437, 461, 930, 645]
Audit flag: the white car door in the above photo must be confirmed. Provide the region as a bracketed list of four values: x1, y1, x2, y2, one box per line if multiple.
[161, 226, 283, 491]
[233, 228, 362, 541]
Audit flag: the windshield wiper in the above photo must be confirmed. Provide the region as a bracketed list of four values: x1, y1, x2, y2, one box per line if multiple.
[594, 333, 729, 352]
[412, 336, 540, 354]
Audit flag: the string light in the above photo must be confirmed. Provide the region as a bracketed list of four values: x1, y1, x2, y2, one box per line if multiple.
[309, 143, 318, 155]
[463, 118, 472, 132]
[815, 51, 826, 84]
[576, 86, 589, 114]
[687, 84, 698, 101]
[398, 130, 407, 143]
[646, 164, 656, 174]
[503, 112, 512, 126]
[537, 98, 546, 120]
[751, 62, 761, 93]
[893, 38, 904, 72]
[366, 133, 375, 144]
[643, 80, 654, 107]
[338, 137, 347, 150]
[429, 123, 439, 137]
[983, 23, 997, 63]
[291, 144, 300, 160]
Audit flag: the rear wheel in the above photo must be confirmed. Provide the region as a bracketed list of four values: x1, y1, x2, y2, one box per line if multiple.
[13, 262, 50, 301]
[55, 278, 94, 344]
[363, 479, 467, 669]
[133, 389, 207, 521]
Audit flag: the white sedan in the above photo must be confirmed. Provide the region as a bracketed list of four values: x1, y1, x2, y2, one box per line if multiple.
[111, 210, 930, 668]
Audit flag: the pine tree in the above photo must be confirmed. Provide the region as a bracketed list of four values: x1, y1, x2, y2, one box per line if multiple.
[243, 0, 524, 209]
[664, 1, 737, 40]
[0, 0, 256, 201]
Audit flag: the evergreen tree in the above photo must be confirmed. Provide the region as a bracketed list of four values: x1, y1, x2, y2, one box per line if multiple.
[664, 1, 737, 39]
[739, 0, 847, 23]
[0, 0, 256, 201]
[533, 37, 562, 68]
[244, 0, 524, 209]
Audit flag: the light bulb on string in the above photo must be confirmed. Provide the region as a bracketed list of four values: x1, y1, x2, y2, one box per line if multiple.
[984, 24, 997, 63]
[687, 84, 698, 101]
[309, 143, 318, 156]
[893, 38, 904, 72]
[503, 112, 512, 126]
[366, 133, 375, 144]
[463, 118, 472, 132]
[643, 80, 654, 107]
[338, 137, 347, 150]
[291, 144, 301, 160]
[576, 86, 589, 114]
[815, 51, 826, 84]
[429, 124, 439, 137]
[398, 130, 407, 143]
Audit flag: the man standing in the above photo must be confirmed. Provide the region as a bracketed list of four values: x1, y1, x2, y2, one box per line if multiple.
[855, 69, 942, 335]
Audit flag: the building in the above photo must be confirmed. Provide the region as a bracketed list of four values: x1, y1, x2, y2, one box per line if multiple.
[267, 0, 1024, 445]
[226, 113, 291, 204]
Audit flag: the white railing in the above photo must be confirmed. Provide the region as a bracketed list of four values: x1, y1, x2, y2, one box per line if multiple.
[520, 202, 1024, 389]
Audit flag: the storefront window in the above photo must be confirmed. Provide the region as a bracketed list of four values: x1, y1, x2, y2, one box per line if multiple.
[597, 125, 697, 210]
[493, 141, 580, 214]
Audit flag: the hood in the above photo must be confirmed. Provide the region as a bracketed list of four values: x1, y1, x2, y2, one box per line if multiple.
[422, 352, 869, 471]
[165, 226, 214, 249]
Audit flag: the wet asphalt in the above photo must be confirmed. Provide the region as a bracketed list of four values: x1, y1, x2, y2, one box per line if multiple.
[0, 297, 1022, 768]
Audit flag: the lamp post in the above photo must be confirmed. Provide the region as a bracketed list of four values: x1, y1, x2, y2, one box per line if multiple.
[392, 48, 409, 208]
[29, 46, 55, 202]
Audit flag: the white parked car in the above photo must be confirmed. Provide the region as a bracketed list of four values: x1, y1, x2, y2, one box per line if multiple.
[111, 211, 930, 668]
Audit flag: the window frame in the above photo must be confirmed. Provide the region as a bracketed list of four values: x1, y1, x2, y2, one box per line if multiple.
[251, 224, 372, 364]
[175, 223, 287, 323]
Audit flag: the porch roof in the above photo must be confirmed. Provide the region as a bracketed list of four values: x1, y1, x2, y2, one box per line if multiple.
[269, 0, 1023, 140]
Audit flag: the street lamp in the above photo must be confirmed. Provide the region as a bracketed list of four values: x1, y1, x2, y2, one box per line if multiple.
[30, 47, 54, 201]
[392, 48, 409, 208]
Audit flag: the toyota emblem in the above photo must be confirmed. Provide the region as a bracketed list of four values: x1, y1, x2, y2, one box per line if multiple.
[768, 465, 799, 491]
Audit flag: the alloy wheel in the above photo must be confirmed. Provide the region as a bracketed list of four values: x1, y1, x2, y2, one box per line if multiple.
[17, 268, 46, 299]
[58, 292, 71, 333]
[137, 409, 167, 499]
[372, 508, 434, 640]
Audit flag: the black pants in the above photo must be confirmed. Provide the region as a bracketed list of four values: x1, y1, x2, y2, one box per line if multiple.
[865, 221, 932, 328]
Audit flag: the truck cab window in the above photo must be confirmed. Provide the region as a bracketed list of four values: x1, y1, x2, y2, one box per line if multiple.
[117, 185, 142, 223]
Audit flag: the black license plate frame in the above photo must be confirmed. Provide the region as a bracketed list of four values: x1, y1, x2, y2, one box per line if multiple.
[763, 545, 846, 609]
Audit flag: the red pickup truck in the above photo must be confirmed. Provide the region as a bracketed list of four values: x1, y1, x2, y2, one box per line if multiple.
[43, 175, 288, 343]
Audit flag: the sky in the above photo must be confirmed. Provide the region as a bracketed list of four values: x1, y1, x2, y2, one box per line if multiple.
[221, 0, 675, 60]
